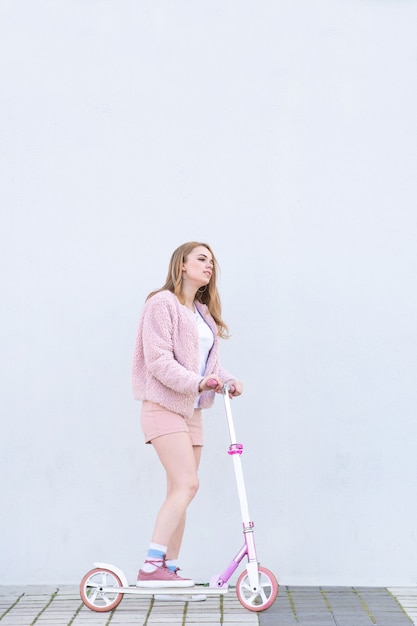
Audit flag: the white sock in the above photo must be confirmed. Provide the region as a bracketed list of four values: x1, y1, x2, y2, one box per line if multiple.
[142, 542, 167, 573]
[166, 559, 178, 572]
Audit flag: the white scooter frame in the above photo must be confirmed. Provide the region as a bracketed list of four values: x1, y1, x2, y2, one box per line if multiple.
[80, 384, 278, 612]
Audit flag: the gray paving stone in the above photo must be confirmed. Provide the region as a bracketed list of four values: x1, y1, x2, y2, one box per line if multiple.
[0, 585, 415, 625]
[259, 586, 415, 626]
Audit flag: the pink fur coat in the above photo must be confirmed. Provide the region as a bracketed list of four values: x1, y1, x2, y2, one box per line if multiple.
[132, 290, 233, 418]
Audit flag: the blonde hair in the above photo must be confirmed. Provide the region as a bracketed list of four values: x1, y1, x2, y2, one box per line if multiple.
[147, 242, 229, 339]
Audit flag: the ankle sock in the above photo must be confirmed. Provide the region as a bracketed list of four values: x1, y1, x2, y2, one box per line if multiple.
[166, 559, 178, 573]
[142, 542, 167, 573]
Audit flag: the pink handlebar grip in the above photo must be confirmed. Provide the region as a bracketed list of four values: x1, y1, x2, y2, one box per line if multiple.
[206, 378, 218, 388]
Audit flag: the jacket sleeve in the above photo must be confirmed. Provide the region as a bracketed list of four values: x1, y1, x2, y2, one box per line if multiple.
[141, 297, 201, 395]
[217, 365, 236, 384]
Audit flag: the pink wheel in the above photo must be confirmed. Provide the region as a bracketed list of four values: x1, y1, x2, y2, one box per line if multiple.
[80, 567, 124, 612]
[236, 565, 279, 612]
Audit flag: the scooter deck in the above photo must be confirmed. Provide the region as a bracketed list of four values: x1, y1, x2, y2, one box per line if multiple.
[101, 584, 229, 596]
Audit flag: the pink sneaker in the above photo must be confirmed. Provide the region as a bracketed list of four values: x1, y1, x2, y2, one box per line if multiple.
[136, 560, 194, 588]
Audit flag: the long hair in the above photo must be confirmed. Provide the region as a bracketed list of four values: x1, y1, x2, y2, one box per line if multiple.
[147, 242, 229, 339]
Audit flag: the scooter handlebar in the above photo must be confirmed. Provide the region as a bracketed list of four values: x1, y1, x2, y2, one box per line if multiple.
[206, 379, 236, 394]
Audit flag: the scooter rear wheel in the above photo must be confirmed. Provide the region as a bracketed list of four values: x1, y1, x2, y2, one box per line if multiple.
[236, 565, 278, 611]
[80, 567, 124, 612]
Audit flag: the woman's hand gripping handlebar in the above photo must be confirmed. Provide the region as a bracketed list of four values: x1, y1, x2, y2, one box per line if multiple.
[202, 377, 243, 398]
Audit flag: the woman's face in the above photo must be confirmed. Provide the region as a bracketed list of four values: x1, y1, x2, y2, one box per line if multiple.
[182, 246, 214, 287]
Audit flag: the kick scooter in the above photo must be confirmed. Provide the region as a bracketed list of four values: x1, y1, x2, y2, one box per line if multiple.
[80, 382, 279, 612]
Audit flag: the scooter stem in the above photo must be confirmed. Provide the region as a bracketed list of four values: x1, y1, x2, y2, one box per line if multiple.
[222, 385, 252, 526]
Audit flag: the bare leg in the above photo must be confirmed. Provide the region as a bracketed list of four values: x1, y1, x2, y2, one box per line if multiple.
[166, 445, 202, 559]
[150, 433, 201, 552]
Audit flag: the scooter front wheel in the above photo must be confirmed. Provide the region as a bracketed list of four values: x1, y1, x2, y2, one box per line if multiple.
[236, 565, 279, 612]
[80, 567, 124, 612]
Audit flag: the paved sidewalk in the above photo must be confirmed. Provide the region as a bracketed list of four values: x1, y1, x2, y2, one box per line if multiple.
[0, 585, 415, 625]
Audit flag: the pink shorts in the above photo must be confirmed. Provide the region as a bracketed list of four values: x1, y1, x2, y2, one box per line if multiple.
[140, 401, 203, 446]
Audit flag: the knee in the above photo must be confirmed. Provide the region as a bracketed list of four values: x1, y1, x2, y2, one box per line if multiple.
[172, 476, 199, 503]
[188, 476, 199, 500]
[182, 475, 199, 503]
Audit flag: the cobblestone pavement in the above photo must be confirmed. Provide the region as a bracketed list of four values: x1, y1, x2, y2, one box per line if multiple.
[0, 585, 415, 625]
[260, 586, 415, 625]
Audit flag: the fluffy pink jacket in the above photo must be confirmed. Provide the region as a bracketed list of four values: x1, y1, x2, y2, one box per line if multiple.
[132, 290, 234, 418]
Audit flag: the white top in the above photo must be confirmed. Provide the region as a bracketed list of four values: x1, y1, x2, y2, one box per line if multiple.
[195, 306, 214, 406]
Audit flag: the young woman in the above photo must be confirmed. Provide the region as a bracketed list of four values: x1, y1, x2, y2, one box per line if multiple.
[132, 242, 243, 588]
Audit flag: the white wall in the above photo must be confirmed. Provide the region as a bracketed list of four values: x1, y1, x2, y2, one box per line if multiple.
[1, 0, 417, 586]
